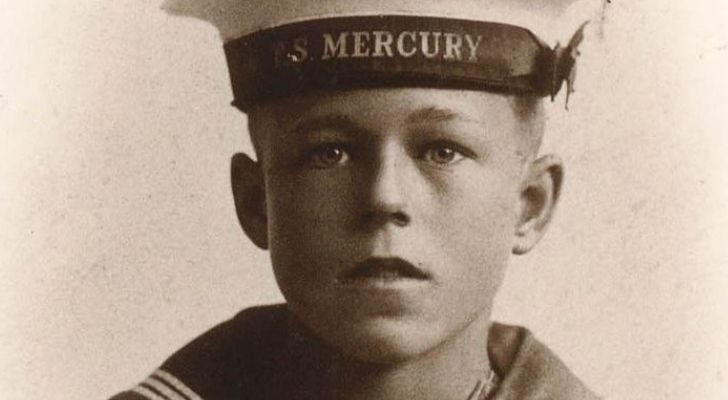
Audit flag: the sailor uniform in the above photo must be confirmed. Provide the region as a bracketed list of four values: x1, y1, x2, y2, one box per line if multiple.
[110, 305, 599, 400]
[113, 2, 605, 398]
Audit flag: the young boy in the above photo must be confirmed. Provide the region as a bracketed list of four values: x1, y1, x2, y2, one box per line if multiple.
[112, 1, 601, 399]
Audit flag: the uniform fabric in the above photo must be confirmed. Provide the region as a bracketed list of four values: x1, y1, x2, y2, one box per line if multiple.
[110, 304, 600, 400]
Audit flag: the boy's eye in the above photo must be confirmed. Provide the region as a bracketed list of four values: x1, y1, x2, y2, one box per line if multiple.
[423, 143, 466, 165]
[308, 144, 350, 168]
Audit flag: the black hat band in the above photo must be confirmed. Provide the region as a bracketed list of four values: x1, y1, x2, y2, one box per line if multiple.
[224, 15, 577, 111]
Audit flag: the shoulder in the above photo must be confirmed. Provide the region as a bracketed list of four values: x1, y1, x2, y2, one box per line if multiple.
[489, 323, 602, 400]
[109, 304, 289, 400]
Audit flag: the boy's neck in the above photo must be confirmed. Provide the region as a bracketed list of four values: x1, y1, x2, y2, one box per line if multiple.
[286, 313, 493, 400]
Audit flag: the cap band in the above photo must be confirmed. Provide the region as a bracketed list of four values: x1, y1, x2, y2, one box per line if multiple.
[224, 15, 570, 111]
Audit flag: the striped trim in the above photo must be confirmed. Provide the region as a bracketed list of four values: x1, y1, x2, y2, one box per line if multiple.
[131, 385, 167, 400]
[130, 369, 203, 400]
[152, 369, 204, 400]
[141, 376, 187, 400]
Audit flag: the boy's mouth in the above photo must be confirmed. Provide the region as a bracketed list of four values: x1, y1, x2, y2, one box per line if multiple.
[339, 257, 432, 283]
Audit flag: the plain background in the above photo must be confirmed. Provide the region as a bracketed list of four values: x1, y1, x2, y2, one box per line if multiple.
[1, 1, 727, 399]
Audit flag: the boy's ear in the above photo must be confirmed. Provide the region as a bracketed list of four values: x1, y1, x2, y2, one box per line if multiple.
[513, 154, 564, 255]
[231, 153, 269, 250]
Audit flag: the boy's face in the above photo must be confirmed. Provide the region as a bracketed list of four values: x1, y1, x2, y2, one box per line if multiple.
[244, 88, 542, 363]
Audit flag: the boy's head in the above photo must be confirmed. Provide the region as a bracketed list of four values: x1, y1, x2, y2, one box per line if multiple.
[164, 0, 595, 364]
[233, 87, 560, 363]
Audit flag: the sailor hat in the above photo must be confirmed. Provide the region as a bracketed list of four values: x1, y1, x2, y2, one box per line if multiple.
[164, 0, 602, 111]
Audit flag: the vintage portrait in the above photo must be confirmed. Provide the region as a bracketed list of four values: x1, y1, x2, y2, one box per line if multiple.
[1, 1, 726, 399]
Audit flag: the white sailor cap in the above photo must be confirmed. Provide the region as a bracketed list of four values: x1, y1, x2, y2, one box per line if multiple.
[164, 0, 602, 111]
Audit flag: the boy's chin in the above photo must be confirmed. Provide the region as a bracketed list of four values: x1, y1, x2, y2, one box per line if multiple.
[317, 316, 456, 365]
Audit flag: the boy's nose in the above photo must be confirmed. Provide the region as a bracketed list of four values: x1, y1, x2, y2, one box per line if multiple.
[362, 143, 411, 227]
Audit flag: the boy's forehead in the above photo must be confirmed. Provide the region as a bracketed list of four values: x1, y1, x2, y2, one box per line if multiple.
[257, 88, 516, 120]
[163, 0, 600, 112]
[249, 88, 543, 159]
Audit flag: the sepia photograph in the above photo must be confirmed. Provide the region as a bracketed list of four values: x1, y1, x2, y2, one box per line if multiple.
[1, 1, 726, 399]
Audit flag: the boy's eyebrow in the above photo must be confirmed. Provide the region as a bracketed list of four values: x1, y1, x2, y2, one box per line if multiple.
[405, 106, 474, 125]
[288, 114, 369, 137]
[286, 107, 478, 137]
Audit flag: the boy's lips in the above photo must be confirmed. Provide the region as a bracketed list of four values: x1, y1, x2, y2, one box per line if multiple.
[338, 257, 432, 283]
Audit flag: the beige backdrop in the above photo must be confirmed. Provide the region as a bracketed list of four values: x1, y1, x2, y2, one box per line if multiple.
[1, 1, 727, 399]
